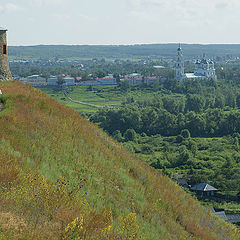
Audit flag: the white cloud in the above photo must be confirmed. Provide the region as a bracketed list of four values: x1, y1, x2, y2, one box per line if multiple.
[127, 0, 239, 24]
[0, 3, 24, 14]
[78, 14, 95, 21]
[29, 0, 66, 6]
[2, 0, 240, 45]
[52, 13, 71, 21]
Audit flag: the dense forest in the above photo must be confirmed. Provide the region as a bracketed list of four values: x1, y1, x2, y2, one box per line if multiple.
[90, 71, 240, 195]
[9, 44, 240, 60]
[92, 78, 240, 137]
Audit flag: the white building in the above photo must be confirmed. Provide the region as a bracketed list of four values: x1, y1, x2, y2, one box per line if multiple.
[176, 44, 185, 81]
[47, 76, 58, 86]
[26, 75, 47, 86]
[124, 73, 143, 85]
[63, 76, 75, 86]
[175, 44, 217, 82]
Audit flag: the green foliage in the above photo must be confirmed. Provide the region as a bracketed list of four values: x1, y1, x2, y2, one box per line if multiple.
[181, 129, 191, 139]
[0, 81, 238, 239]
[124, 129, 137, 142]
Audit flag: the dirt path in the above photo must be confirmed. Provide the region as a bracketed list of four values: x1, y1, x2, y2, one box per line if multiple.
[63, 90, 104, 109]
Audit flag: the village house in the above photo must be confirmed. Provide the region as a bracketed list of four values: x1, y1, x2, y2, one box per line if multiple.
[96, 74, 117, 85]
[63, 76, 75, 86]
[123, 73, 166, 86]
[124, 73, 143, 85]
[210, 208, 240, 224]
[47, 76, 58, 86]
[144, 76, 167, 85]
[191, 183, 218, 197]
[78, 80, 98, 86]
[26, 75, 47, 86]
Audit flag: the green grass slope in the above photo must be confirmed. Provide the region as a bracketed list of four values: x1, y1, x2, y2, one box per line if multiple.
[0, 81, 239, 240]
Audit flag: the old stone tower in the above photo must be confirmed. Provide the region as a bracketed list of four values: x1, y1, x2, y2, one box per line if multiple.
[0, 27, 12, 81]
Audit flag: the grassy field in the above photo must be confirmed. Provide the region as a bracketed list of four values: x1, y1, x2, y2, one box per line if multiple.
[41, 85, 164, 114]
[42, 86, 124, 114]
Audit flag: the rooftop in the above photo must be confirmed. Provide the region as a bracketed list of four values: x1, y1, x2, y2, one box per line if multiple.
[210, 208, 228, 221]
[191, 183, 218, 192]
[0, 27, 7, 31]
[185, 73, 204, 79]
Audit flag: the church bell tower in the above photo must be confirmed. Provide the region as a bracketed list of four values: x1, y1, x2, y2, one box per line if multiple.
[0, 27, 12, 81]
[176, 43, 185, 81]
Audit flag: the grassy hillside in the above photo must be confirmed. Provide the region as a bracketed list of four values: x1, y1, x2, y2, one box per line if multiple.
[0, 81, 239, 239]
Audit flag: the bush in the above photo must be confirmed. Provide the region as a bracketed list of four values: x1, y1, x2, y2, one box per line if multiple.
[176, 135, 184, 143]
[124, 129, 137, 142]
[181, 129, 191, 138]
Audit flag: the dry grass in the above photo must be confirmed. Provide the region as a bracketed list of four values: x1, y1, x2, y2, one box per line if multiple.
[0, 81, 239, 239]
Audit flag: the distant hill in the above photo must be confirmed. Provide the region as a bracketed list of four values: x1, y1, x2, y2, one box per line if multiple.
[8, 44, 240, 60]
[0, 81, 239, 239]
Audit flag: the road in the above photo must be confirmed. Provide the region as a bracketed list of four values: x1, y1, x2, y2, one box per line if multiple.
[63, 90, 104, 109]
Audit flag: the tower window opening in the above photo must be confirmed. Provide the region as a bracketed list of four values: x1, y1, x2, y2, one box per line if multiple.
[3, 45, 7, 54]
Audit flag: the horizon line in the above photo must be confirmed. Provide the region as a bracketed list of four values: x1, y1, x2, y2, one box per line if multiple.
[8, 42, 240, 47]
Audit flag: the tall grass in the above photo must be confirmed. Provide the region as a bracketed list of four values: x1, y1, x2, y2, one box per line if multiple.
[0, 81, 239, 239]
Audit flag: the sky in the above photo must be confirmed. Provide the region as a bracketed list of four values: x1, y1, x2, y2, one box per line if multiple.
[0, 0, 239, 46]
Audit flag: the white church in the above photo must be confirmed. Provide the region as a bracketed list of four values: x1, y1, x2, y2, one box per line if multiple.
[175, 44, 217, 82]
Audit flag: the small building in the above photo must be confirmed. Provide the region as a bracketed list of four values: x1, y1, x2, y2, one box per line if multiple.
[210, 208, 228, 221]
[63, 76, 75, 86]
[96, 76, 117, 85]
[210, 208, 240, 224]
[191, 183, 218, 197]
[47, 76, 58, 86]
[124, 73, 143, 85]
[75, 77, 82, 82]
[144, 76, 159, 85]
[144, 76, 166, 85]
[26, 75, 47, 86]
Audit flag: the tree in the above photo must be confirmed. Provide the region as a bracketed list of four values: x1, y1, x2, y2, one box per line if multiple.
[120, 80, 130, 92]
[57, 76, 65, 87]
[181, 129, 191, 139]
[124, 129, 137, 142]
[236, 94, 240, 108]
[96, 69, 106, 78]
[176, 135, 184, 143]
[112, 130, 124, 142]
[178, 146, 190, 165]
[185, 94, 205, 113]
